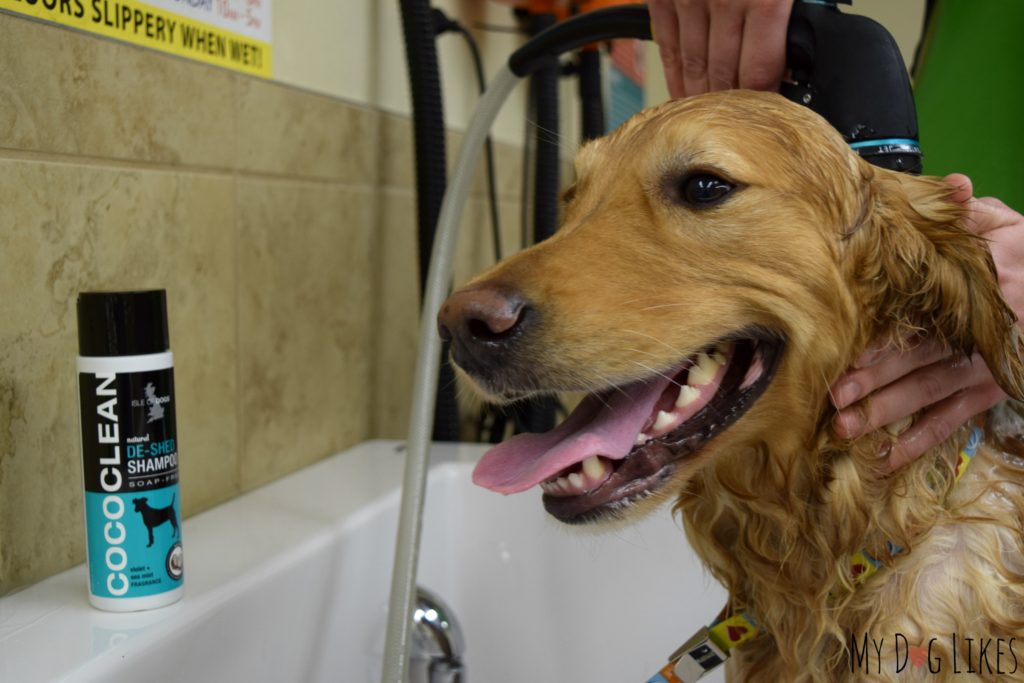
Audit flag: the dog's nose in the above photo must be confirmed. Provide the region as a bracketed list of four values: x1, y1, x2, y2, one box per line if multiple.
[437, 286, 529, 351]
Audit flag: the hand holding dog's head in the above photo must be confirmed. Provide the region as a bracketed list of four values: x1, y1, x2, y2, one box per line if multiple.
[846, 167, 1024, 401]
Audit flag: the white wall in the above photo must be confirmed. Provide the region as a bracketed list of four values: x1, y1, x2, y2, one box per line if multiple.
[272, 1, 580, 148]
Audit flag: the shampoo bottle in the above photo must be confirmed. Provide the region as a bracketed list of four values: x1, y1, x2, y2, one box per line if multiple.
[76, 290, 184, 611]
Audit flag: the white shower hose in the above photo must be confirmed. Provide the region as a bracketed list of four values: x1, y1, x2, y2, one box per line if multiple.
[379, 64, 520, 683]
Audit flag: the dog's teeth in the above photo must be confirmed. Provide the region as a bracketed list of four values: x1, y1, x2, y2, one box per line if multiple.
[634, 432, 648, 446]
[556, 476, 570, 493]
[582, 455, 604, 481]
[568, 472, 584, 490]
[653, 410, 675, 432]
[712, 350, 727, 365]
[701, 350, 722, 373]
[689, 352, 719, 386]
[676, 385, 700, 408]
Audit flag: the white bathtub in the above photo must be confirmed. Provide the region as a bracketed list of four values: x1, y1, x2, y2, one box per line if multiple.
[0, 440, 726, 683]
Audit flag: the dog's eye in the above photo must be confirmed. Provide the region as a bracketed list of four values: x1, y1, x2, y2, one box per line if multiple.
[679, 174, 735, 207]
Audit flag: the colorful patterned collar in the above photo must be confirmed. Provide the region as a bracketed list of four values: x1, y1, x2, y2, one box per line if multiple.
[648, 425, 984, 683]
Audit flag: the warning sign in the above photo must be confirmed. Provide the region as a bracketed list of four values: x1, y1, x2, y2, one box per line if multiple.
[0, 0, 272, 78]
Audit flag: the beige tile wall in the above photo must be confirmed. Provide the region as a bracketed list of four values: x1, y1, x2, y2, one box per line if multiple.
[0, 13, 531, 594]
[372, 114, 533, 440]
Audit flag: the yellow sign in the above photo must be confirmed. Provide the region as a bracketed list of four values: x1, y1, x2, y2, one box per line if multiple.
[0, 0, 272, 78]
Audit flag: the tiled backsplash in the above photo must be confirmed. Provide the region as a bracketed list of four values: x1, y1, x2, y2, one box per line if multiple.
[0, 13, 530, 594]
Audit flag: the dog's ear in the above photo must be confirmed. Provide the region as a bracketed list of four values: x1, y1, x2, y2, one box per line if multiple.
[848, 169, 1024, 400]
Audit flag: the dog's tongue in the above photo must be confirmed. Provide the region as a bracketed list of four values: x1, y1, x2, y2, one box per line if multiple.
[472, 374, 674, 494]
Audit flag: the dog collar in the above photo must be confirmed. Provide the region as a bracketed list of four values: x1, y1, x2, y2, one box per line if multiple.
[647, 424, 984, 683]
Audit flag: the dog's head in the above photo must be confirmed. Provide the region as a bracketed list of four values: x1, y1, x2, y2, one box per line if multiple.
[132, 498, 148, 511]
[439, 90, 1024, 524]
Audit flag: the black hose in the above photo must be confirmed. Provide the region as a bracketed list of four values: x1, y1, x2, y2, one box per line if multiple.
[398, 0, 460, 442]
[520, 10, 560, 434]
[449, 21, 504, 264]
[520, 92, 535, 252]
[529, 11, 561, 246]
[578, 47, 605, 140]
[509, 4, 651, 76]
[399, 0, 446, 295]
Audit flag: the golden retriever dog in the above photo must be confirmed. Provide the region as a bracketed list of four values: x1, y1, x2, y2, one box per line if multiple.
[437, 90, 1024, 681]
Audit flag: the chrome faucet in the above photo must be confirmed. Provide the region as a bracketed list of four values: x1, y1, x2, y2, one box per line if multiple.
[408, 586, 465, 683]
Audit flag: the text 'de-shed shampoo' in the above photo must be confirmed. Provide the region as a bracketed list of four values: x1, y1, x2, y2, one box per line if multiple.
[76, 290, 184, 611]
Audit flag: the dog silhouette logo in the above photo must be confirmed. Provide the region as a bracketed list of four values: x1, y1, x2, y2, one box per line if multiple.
[132, 495, 180, 548]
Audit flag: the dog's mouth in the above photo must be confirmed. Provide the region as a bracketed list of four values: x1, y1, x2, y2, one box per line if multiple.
[472, 330, 785, 523]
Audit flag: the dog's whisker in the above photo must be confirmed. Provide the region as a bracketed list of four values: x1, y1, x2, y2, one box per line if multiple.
[624, 346, 668, 361]
[629, 361, 683, 389]
[590, 373, 636, 405]
[636, 302, 696, 312]
[622, 329, 691, 357]
[589, 389, 613, 411]
[525, 117, 570, 148]
[618, 296, 668, 306]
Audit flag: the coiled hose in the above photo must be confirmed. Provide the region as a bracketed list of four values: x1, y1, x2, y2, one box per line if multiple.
[579, 46, 605, 140]
[398, 0, 460, 442]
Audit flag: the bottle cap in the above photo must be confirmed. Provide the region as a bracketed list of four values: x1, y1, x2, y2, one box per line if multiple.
[77, 290, 170, 357]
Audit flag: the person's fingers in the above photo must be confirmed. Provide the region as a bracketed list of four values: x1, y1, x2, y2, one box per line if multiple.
[737, 0, 793, 91]
[654, 0, 796, 98]
[881, 380, 1006, 473]
[977, 195, 1013, 213]
[678, 1, 711, 96]
[962, 195, 1020, 238]
[942, 173, 973, 204]
[850, 336, 912, 369]
[957, 195, 1024, 316]
[962, 197, 999, 236]
[831, 338, 948, 410]
[707, 4, 744, 91]
[650, 0, 687, 99]
[834, 352, 991, 439]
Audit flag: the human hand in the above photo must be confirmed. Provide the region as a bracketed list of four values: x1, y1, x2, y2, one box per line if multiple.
[649, 0, 795, 99]
[831, 174, 1024, 472]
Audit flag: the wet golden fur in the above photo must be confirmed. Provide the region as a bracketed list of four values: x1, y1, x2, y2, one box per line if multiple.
[454, 91, 1024, 680]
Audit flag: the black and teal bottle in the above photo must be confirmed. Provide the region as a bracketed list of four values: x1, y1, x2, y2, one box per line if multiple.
[76, 290, 184, 611]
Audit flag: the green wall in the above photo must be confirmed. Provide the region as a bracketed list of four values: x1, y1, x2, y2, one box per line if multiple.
[915, 0, 1023, 208]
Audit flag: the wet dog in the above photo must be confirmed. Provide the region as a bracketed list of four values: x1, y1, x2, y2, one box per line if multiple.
[439, 91, 1024, 681]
